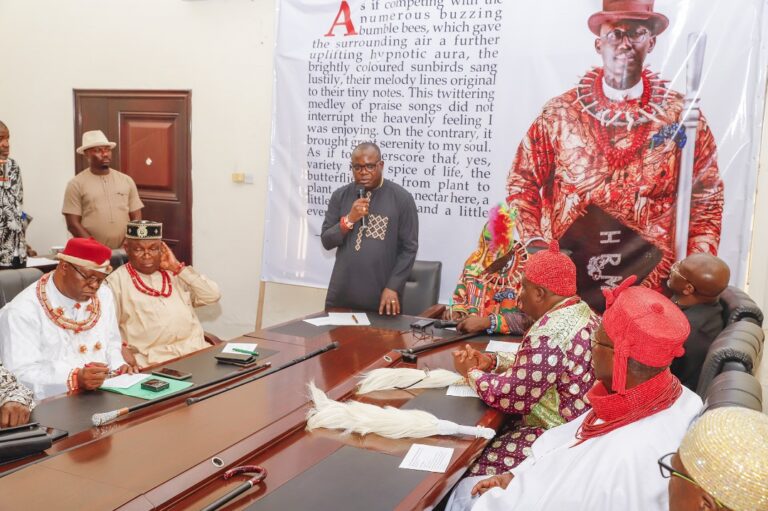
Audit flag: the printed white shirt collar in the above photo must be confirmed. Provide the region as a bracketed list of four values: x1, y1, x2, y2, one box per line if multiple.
[602, 78, 643, 101]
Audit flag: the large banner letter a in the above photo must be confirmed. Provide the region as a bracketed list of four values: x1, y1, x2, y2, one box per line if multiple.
[324, 1, 358, 37]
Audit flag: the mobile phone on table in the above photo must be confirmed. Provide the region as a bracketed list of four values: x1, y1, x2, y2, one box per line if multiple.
[151, 367, 192, 381]
[215, 352, 258, 366]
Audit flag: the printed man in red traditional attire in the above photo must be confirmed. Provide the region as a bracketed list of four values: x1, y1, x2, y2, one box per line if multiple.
[506, 0, 723, 310]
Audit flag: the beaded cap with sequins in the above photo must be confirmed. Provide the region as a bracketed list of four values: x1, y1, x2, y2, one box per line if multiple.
[679, 407, 768, 511]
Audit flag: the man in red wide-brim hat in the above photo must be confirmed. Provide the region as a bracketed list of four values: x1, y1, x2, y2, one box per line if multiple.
[505, 0, 723, 311]
[0, 238, 134, 400]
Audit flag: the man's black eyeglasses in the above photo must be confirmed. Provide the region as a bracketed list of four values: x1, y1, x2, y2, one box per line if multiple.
[657, 453, 724, 507]
[350, 162, 381, 173]
[70, 264, 106, 285]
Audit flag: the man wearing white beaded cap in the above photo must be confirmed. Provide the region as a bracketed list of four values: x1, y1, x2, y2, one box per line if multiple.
[666, 407, 768, 511]
[107, 220, 221, 368]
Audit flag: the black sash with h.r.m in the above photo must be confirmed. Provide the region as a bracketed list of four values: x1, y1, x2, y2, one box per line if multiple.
[558, 205, 663, 313]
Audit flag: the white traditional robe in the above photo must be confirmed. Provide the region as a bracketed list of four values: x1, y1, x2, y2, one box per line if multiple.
[447, 388, 703, 511]
[0, 274, 124, 400]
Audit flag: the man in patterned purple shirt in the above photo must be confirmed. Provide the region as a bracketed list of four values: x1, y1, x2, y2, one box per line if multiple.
[453, 241, 599, 476]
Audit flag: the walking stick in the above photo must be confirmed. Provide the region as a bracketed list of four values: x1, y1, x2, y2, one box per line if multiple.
[186, 341, 339, 405]
[675, 32, 707, 260]
[397, 332, 482, 362]
[91, 362, 272, 427]
[200, 465, 267, 511]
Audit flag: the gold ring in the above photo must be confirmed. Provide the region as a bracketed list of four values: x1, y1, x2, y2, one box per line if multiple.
[390, 299, 396, 303]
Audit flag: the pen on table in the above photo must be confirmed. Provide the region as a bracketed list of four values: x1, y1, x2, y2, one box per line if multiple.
[232, 347, 260, 356]
[352, 314, 359, 324]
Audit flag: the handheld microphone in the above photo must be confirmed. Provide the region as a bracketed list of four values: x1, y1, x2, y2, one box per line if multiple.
[357, 188, 366, 229]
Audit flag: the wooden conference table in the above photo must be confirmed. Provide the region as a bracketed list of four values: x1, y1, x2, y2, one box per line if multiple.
[0, 313, 516, 510]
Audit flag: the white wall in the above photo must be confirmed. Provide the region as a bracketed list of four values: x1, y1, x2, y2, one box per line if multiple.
[0, 0, 322, 337]
[746, 81, 768, 402]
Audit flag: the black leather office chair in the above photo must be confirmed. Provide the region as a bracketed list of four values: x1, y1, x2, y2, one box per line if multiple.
[110, 249, 129, 270]
[720, 285, 764, 326]
[401, 261, 442, 317]
[695, 321, 764, 398]
[702, 370, 763, 413]
[0, 268, 43, 308]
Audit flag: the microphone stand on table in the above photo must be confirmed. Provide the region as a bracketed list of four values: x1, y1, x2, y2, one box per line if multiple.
[397, 331, 482, 363]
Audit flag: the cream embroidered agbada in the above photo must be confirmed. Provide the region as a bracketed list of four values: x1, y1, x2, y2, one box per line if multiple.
[107, 265, 221, 367]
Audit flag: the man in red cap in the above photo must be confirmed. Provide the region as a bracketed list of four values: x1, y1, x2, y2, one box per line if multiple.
[506, 0, 722, 310]
[0, 238, 133, 399]
[451, 240, 599, 476]
[446, 276, 703, 511]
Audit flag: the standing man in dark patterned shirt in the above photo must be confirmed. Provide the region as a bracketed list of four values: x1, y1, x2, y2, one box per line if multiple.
[321, 142, 419, 315]
[0, 120, 28, 269]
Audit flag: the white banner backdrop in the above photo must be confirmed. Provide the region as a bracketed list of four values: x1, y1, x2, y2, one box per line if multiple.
[263, 0, 767, 305]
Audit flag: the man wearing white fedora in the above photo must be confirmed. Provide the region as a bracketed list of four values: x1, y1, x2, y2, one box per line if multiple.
[62, 130, 143, 249]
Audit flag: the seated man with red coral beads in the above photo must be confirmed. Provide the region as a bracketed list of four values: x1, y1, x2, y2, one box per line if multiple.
[0, 238, 133, 400]
[107, 221, 221, 368]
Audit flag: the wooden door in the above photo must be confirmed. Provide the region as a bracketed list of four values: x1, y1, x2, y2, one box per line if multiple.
[73, 90, 193, 263]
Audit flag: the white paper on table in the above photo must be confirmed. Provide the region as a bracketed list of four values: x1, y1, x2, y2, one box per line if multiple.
[444, 327, 457, 331]
[446, 384, 479, 398]
[485, 340, 520, 354]
[304, 316, 332, 326]
[221, 342, 259, 354]
[26, 257, 59, 267]
[399, 443, 454, 473]
[101, 373, 150, 389]
[327, 312, 371, 326]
